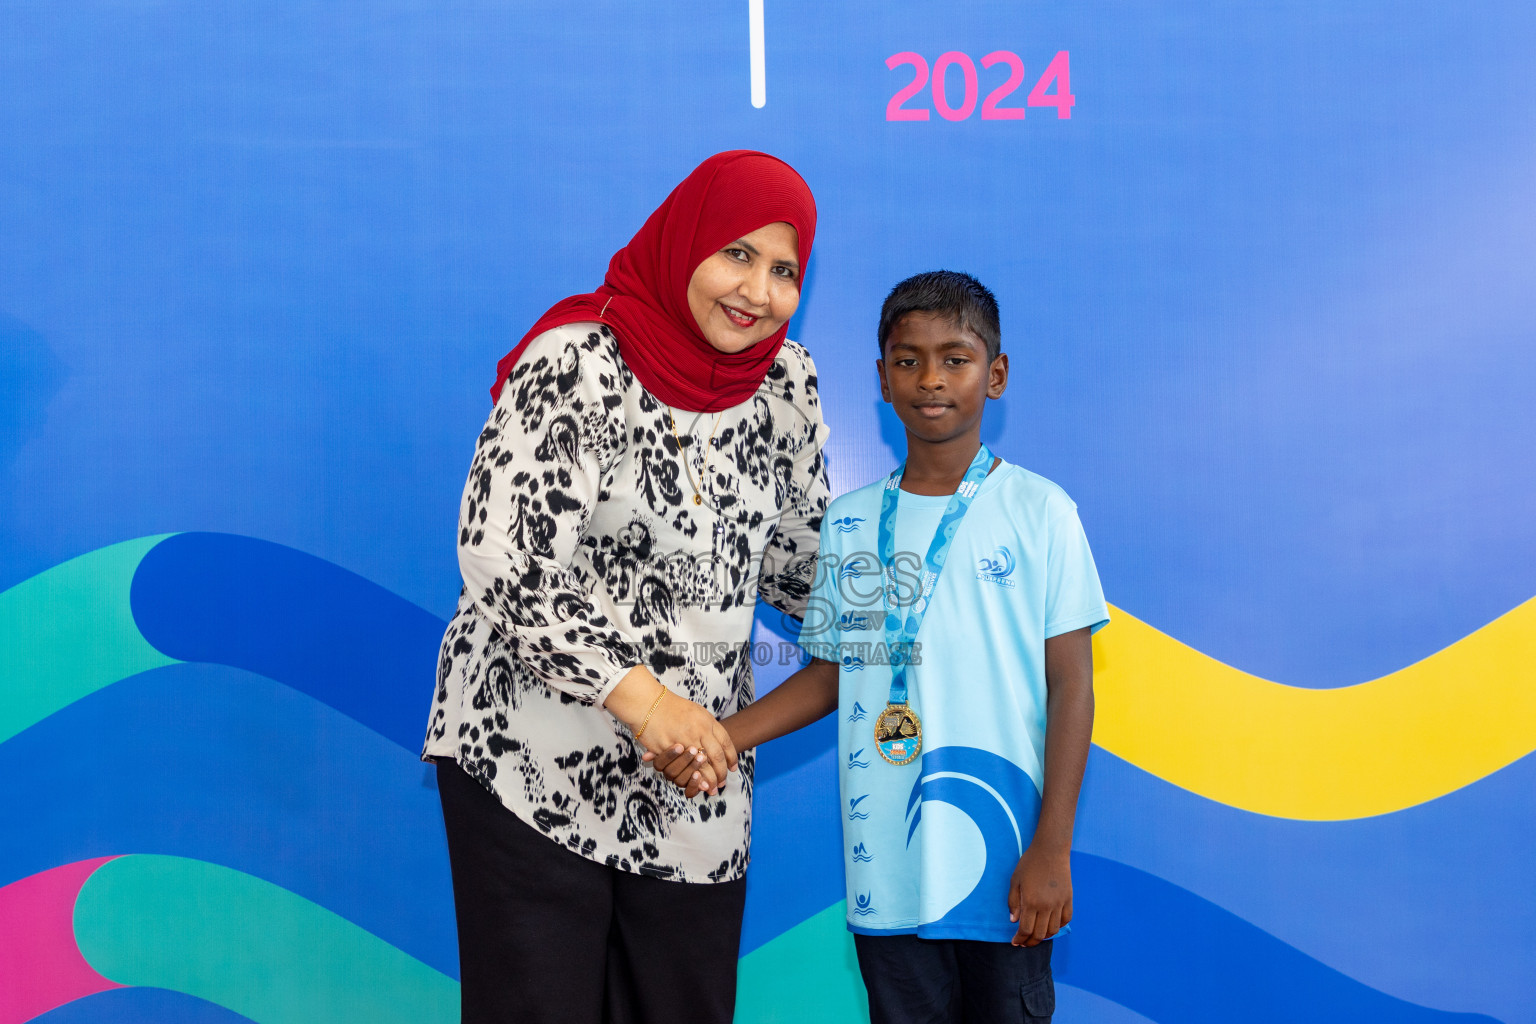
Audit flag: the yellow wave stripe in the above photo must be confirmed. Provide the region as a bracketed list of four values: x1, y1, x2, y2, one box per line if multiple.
[1091, 598, 1536, 820]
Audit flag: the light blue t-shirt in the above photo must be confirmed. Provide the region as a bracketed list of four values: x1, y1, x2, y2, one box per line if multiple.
[798, 459, 1109, 941]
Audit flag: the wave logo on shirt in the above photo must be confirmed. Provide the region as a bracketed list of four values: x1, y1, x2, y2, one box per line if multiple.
[839, 556, 867, 580]
[842, 653, 866, 671]
[854, 892, 877, 916]
[905, 747, 1042, 931]
[848, 748, 870, 769]
[831, 516, 865, 533]
[976, 546, 1017, 589]
[848, 794, 872, 820]
[848, 702, 869, 723]
[852, 843, 874, 863]
[837, 612, 873, 631]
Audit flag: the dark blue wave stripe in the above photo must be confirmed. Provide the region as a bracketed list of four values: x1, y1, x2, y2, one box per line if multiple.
[129, 530, 835, 776]
[1060, 853, 1501, 1024]
[742, 742, 842, 955]
[124, 531, 831, 962]
[32, 986, 257, 1024]
[1074, 749, 1533, 1023]
[0, 663, 458, 978]
[130, 533, 446, 751]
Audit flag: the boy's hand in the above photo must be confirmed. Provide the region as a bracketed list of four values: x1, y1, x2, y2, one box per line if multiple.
[1008, 843, 1072, 947]
[641, 743, 720, 797]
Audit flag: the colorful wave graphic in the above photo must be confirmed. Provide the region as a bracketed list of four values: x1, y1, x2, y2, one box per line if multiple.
[0, 859, 121, 1023]
[1, 855, 456, 1024]
[2, 533, 1530, 1023]
[9, 535, 1531, 821]
[1092, 601, 1536, 820]
[0, 662, 458, 977]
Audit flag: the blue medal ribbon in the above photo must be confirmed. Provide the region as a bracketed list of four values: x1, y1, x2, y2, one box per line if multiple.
[877, 443, 994, 711]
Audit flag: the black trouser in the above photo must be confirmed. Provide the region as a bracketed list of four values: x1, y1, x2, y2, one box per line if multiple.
[436, 759, 747, 1024]
[854, 932, 1055, 1024]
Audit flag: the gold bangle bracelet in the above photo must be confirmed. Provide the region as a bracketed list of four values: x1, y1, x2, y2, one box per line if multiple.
[634, 685, 668, 740]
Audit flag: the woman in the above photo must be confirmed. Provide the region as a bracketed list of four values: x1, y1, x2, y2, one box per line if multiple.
[422, 151, 827, 1024]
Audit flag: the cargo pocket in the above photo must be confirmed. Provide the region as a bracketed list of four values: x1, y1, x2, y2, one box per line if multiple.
[1020, 970, 1055, 1023]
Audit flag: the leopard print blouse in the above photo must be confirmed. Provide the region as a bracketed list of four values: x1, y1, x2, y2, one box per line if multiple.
[422, 322, 829, 883]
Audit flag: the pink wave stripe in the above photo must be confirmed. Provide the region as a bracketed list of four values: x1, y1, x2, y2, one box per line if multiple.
[0, 857, 123, 1024]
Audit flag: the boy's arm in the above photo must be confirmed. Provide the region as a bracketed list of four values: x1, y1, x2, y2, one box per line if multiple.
[727, 657, 841, 749]
[1009, 625, 1095, 946]
[645, 658, 840, 796]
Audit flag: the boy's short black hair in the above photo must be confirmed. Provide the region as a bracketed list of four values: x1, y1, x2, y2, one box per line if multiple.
[878, 270, 1002, 362]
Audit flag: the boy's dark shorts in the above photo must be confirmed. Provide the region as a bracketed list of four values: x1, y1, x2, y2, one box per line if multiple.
[853, 933, 1054, 1024]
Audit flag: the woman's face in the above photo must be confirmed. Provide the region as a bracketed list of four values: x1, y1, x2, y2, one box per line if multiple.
[686, 221, 801, 353]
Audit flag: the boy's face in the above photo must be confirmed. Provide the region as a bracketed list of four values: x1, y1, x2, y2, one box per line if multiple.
[878, 312, 1008, 446]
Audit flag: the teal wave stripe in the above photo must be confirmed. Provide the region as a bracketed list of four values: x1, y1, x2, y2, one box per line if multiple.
[736, 901, 869, 1024]
[0, 535, 178, 744]
[74, 854, 460, 1024]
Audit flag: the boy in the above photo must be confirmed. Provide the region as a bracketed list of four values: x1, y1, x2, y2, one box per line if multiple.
[650, 270, 1107, 1023]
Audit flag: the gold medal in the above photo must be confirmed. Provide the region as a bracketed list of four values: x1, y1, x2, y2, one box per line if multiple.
[874, 703, 922, 765]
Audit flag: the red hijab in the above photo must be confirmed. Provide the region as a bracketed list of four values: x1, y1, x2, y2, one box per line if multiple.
[491, 150, 817, 413]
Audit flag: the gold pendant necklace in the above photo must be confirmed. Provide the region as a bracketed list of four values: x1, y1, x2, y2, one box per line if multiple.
[668, 408, 724, 507]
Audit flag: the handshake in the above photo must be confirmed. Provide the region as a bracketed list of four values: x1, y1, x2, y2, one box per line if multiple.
[606, 658, 840, 802]
[605, 666, 740, 799]
[641, 741, 735, 800]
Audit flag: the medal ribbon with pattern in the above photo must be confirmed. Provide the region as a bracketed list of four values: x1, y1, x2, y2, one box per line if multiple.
[874, 443, 994, 765]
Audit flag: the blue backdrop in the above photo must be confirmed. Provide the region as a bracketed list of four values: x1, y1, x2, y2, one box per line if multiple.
[3, 3, 1534, 1022]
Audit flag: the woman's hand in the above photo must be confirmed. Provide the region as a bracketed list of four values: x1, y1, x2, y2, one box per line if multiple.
[605, 667, 737, 793]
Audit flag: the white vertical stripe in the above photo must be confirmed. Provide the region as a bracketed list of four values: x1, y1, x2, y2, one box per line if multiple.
[749, 0, 766, 108]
